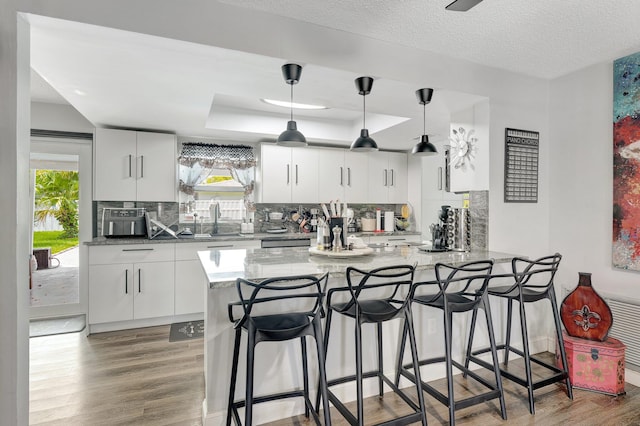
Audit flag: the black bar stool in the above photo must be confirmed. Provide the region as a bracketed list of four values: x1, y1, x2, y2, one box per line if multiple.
[396, 259, 506, 425]
[227, 273, 331, 425]
[465, 253, 572, 414]
[319, 264, 427, 426]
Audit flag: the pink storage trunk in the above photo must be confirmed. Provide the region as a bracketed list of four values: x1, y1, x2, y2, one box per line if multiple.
[556, 331, 626, 396]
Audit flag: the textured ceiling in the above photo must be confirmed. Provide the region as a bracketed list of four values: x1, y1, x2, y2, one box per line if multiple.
[219, 0, 640, 79]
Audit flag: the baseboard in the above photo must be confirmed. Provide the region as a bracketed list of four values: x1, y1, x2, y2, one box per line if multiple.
[88, 312, 203, 334]
[625, 368, 640, 387]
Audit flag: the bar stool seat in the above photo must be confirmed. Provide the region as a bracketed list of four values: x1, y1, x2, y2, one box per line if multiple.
[320, 264, 427, 426]
[227, 273, 332, 426]
[396, 259, 507, 426]
[465, 253, 573, 415]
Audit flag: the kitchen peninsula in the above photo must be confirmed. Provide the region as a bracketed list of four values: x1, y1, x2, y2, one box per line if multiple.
[198, 245, 518, 425]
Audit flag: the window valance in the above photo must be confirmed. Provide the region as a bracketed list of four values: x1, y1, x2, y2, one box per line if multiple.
[178, 142, 256, 169]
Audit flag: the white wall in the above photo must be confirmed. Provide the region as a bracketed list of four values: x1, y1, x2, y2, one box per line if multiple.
[549, 63, 640, 301]
[0, 9, 30, 425]
[488, 96, 551, 257]
[31, 101, 94, 132]
[449, 100, 490, 193]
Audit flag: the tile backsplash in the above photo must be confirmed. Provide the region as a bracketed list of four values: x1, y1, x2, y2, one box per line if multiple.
[94, 201, 408, 236]
[94, 195, 488, 245]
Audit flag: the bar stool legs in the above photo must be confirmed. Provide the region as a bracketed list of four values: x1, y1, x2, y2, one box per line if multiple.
[396, 260, 506, 426]
[317, 264, 426, 426]
[227, 273, 331, 425]
[227, 328, 242, 426]
[465, 254, 573, 415]
[397, 295, 506, 425]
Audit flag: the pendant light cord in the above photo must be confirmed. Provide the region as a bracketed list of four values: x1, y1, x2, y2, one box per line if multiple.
[362, 94, 366, 129]
[423, 103, 426, 135]
[290, 84, 294, 122]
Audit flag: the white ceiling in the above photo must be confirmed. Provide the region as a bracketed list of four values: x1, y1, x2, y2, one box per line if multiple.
[222, 0, 640, 80]
[28, 1, 640, 150]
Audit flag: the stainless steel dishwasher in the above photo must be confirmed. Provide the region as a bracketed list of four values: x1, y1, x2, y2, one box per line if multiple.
[260, 237, 312, 248]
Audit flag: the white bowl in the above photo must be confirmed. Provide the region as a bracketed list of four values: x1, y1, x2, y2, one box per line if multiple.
[269, 212, 283, 221]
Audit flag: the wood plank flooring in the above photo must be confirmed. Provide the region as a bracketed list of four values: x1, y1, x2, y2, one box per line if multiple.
[30, 326, 640, 425]
[29, 325, 204, 425]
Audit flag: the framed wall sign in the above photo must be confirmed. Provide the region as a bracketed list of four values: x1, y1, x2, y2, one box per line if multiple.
[504, 128, 539, 203]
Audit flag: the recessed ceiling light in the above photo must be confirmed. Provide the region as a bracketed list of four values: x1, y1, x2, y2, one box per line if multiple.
[73, 89, 87, 96]
[262, 98, 327, 110]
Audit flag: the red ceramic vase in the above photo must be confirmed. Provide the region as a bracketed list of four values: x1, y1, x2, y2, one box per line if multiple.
[560, 272, 613, 341]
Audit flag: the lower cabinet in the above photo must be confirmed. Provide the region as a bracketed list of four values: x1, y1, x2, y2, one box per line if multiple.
[89, 261, 174, 324]
[88, 244, 175, 325]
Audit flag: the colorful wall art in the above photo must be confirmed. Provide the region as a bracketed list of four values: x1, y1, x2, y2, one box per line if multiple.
[613, 52, 640, 270]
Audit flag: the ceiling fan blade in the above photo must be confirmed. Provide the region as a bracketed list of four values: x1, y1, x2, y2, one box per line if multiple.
[445, 0, 483, 12]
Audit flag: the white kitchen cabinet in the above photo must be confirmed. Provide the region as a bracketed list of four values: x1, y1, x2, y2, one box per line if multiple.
[88, 244, 175, 324]
[174, 240, 260, 315]
[260, 144, 319, 203]
[318, 149, 369, 203]
[419, 151, 464, 235]
[94, 128, 177, 202]
[367, 151, 408, 203]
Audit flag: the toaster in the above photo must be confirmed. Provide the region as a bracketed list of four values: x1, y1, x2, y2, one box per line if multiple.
[101, 208, 147, 237]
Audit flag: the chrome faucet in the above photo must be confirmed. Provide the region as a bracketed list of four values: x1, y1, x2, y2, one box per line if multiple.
[210, 202, 221, 234]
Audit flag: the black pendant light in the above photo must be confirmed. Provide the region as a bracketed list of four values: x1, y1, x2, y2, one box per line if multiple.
[277, 63, 307, 147]
[411, 88, 438, 156]
[350, 76, 378, 152]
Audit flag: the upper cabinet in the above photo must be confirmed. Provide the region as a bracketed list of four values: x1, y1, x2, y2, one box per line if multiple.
[367, 151, 408, 203]
[260, 144, 408, 204]
[94, 128, 177, 202]
[260, 144, 320, 203]
[317, 150, 369, 203]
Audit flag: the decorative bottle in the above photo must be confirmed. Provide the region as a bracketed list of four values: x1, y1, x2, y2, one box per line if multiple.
[560, 272, 613, 341]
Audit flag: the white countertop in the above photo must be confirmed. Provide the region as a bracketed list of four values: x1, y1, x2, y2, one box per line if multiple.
[198, 246, 519, 289]
[87, 231, 421, 246]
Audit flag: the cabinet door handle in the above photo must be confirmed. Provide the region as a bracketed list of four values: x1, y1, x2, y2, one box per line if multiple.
[390, 169, 395, 187]
[286, 164, 290, 185]
[295, 164, 299, 185]
[128, 155, 132, 178]
[438, 167, 443, 190]
[122, 248, 154, 252]
[207, 244, 234, 249]
[340, 167, 344, 186]
[125, 269, 129, 294]
[347, 167, 351, 186]
[138, 268, 141, 293]
[140, 155, 144, 178]
[384, 169, 388, 187]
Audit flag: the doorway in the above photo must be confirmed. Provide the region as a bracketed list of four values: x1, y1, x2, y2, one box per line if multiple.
[29, 137, 92, 323]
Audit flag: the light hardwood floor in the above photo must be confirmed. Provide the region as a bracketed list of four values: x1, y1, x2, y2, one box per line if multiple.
[30, 326, 640, 425]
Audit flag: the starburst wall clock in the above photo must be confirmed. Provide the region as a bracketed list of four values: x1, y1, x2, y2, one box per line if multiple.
[448, 127, 477, 171]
